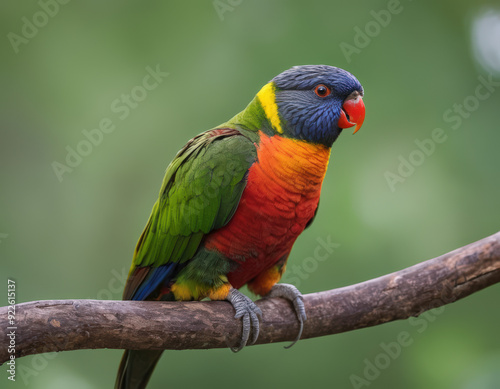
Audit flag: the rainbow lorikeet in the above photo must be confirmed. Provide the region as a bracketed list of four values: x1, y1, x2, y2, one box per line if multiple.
[115, 65, 365, 389]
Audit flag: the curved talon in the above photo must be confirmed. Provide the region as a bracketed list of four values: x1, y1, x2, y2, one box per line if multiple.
[225, 288, 262, 352]
[284, 295, 305, 349]
[266, 283, 307, 349]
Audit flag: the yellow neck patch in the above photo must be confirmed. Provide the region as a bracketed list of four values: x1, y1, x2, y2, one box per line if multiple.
[257, 82, 283, 134]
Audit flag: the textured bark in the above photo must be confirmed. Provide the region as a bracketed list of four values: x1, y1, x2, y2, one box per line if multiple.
[1, 231, 499, 364]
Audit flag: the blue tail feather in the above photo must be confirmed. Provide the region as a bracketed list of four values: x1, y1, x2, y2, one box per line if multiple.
[132, 263, 176, 301]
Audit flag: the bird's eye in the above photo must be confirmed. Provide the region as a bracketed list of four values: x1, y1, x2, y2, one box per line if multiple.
[314, 84, 331, 98]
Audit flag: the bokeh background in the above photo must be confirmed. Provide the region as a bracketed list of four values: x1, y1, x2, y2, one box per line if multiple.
[1, 1, 500, 388]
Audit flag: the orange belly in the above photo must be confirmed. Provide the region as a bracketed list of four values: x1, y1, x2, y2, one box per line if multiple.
[204, 132, 331, 288]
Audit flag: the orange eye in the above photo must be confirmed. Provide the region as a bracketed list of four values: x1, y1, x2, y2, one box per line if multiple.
[314, 84, 331, 97]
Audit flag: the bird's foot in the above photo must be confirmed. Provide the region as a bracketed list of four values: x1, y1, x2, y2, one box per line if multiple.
[225, 288, 262, 352]
[265, 283, 306, 349]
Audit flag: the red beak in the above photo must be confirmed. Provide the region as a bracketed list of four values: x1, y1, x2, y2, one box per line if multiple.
[337, 93, 365, 134]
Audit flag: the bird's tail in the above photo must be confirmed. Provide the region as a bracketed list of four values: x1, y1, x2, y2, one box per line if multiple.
[115, 350, 164, 389]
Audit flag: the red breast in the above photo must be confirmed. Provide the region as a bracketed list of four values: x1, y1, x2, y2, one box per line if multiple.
[205, 131, 331, 288]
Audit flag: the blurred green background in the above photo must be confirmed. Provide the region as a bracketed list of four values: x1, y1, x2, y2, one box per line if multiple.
[1, 0, 500, 388]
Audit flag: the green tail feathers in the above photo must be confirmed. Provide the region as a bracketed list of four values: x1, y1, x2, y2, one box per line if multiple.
[115, 350, 164, 389]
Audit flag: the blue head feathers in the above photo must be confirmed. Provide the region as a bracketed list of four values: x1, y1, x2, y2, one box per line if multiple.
[272, 65, 364, 146]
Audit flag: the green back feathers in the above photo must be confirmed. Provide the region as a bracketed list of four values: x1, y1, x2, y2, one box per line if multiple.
[132, 129, 256, 270]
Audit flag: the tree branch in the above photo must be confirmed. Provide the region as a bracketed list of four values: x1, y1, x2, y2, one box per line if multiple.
[1, 231, 500, 364]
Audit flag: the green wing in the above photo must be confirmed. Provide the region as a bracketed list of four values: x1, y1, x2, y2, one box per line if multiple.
[125, 129, 256, 298]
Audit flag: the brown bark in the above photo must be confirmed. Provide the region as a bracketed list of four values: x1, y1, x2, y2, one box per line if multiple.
[1, 231, 499, 364]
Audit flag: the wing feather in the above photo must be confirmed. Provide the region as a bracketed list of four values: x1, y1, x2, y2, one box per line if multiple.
[124, 129, 256, 300]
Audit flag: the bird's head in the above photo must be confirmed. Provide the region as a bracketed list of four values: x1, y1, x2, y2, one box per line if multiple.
[255, 65, 365, 147]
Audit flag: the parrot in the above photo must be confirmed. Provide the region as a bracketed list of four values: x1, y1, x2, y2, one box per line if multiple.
[115, 65, 365, 389]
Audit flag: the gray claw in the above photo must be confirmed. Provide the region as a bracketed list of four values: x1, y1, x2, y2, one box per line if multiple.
[226, 288, 262, 352]
[266, 283, 306, 348]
